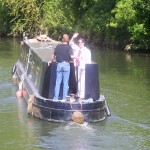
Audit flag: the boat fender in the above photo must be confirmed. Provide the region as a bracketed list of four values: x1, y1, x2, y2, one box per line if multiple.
[72, 111, 84, 124]
[16, 90, 23, 98]
[11, 64, 17, 75]
[105, 105, 111, 116]
[16, 79, 24, 98]
[22, 90, 28, 97]
[27, 95, 34, 114]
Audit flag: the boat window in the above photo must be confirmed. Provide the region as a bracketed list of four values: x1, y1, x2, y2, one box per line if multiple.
[35, 66, 40, 87]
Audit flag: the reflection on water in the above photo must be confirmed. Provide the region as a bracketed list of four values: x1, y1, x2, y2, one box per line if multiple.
[0, 39, 150, 150]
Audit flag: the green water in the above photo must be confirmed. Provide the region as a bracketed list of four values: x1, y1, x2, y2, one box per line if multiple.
[0, 38, 150, 150]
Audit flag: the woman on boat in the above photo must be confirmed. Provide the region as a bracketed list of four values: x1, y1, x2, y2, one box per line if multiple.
[69, 33, 80, 82]
[70, 34, 91, 99]
[77, 38, 91, 98]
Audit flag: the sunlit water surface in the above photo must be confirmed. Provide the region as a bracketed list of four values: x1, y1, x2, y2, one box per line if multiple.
[0, 38, 149, 150]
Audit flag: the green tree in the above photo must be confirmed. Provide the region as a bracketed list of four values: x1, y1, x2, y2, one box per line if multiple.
[41, 0, 75, 38]
[131, 0, 150, 48]
[0, 0, 11, 35]
[109, 0, 150, 49]
[0, 0, 150, 50]
[4, 0, 43, 36]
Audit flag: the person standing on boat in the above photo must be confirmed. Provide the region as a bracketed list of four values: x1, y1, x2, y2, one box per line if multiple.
[69, 33, 80, 94]
[70, 34, 91, 99]
[48, 34, 74, 100]
[77, 38, 91, 99]
[69, 33, 80, 65]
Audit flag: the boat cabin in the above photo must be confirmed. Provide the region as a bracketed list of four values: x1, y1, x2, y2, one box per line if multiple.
[21, 39, 100, 101]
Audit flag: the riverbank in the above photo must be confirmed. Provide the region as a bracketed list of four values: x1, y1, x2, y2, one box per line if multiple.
[1, 34, 150, 53]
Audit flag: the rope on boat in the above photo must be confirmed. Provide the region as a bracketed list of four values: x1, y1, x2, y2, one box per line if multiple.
[69, 97, 85, 124]
[105, 105, 111, 116]
[104, 101, 111, 116]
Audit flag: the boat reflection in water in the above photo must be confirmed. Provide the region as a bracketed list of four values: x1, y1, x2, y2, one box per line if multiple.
[12, 37, 111, 124]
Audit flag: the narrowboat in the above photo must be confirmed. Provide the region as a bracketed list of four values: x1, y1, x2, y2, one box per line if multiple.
[12, 36, 111, 124]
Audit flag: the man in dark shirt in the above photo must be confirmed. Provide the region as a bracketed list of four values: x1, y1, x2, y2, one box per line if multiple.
[48, 34, 74, 100]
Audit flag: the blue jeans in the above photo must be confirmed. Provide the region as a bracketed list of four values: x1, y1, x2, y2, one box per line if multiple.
[54, 62, 70, 100]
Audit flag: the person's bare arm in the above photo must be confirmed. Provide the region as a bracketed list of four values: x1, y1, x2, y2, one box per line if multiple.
[69, 33, 79, 45]
[48, 53, 55, 66]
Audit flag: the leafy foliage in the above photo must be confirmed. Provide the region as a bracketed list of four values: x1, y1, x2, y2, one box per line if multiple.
[3, 0, 42, 36]
[0, 0, 150, 50]
[110, 0, 150, 49]
[0, 1, 11, 35]
[41, 0, 75, 38]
